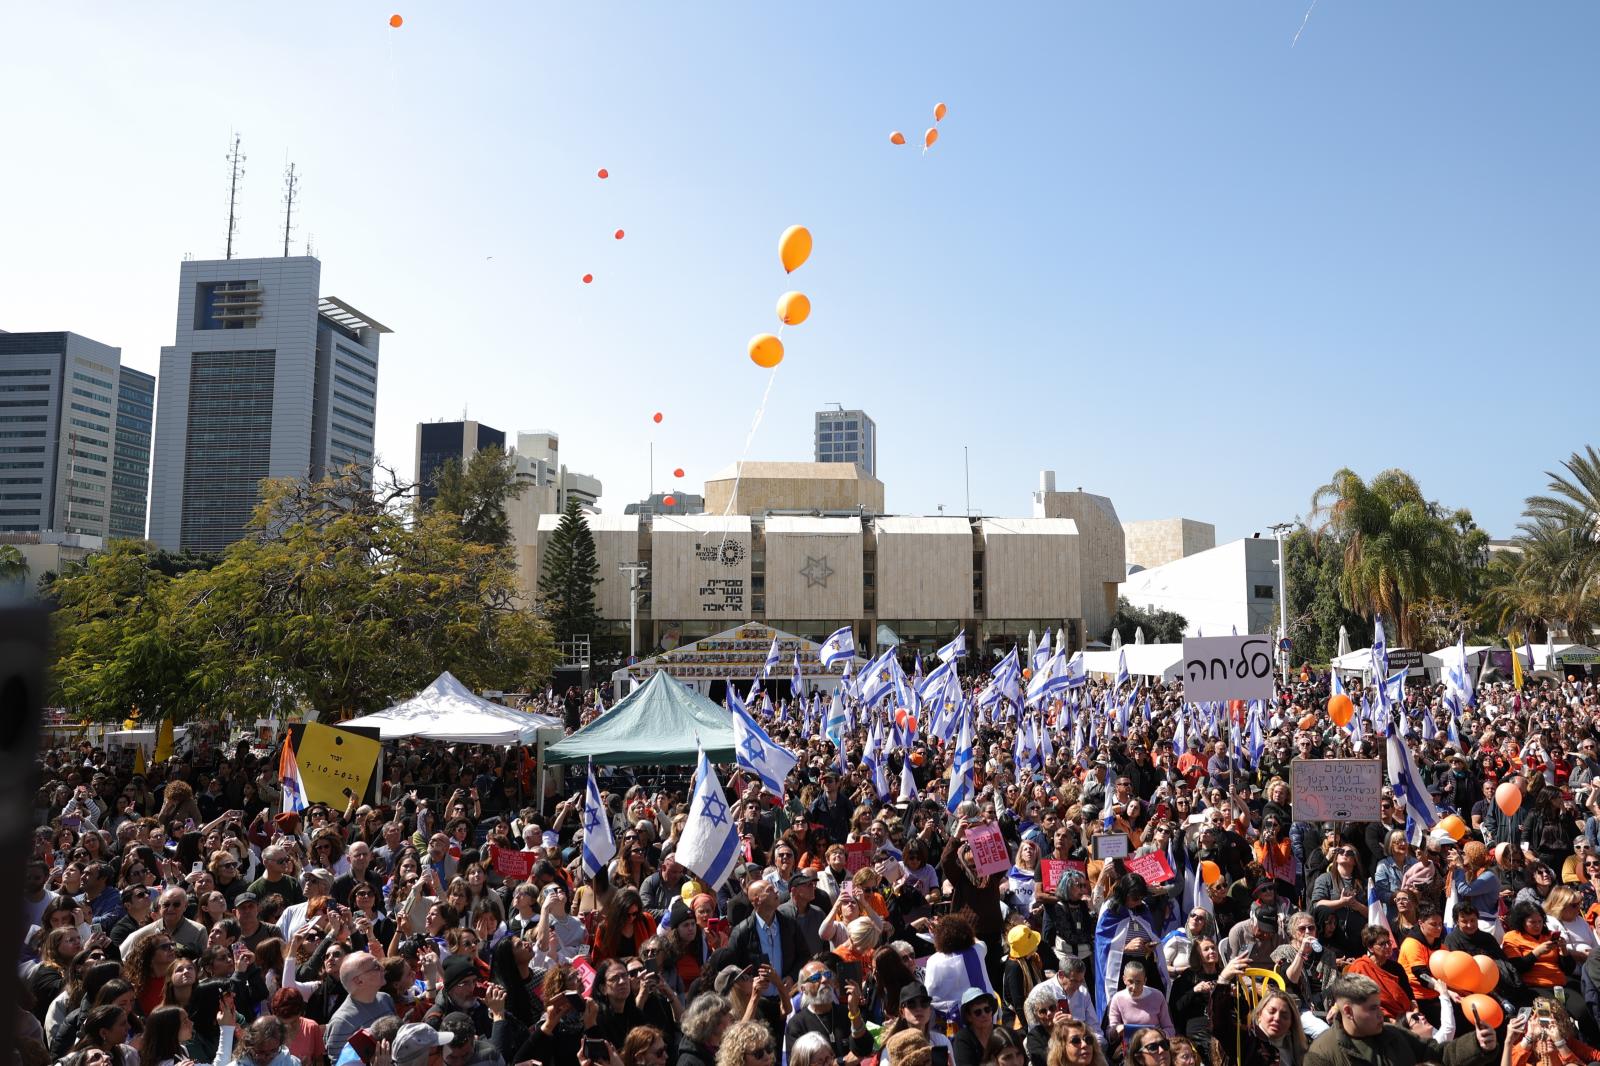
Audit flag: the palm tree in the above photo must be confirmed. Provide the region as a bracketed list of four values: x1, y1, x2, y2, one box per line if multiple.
[1309, 468, 1483, 647]
[1481, 518, 1600, 643]
[1526, 445, 1600, 536]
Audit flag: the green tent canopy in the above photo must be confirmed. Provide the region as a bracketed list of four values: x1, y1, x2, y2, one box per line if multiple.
[544, 670, 736, 766]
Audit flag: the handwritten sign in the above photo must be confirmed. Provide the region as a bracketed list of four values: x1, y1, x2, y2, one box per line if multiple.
[1124, 851, 1175, 885]
[1093, 833, 1129, 859]
[1291, 759, 1383, 823]
[967, 823, 1012, 877]
[490, 845, 538, 881]
[844, 840, 872, 874]
[1181, 635, 1276, 702]
[294, 722, 382, 806]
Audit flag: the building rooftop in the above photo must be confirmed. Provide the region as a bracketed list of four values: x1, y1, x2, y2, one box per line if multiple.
[318, 296, 393, 334]
[707, 461, 878, 482]
[980, 517, 1080, 536]
[872, 516, 972, 534]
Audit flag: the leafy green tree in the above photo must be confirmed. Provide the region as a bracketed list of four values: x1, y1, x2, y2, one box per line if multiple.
[1105, 597, 1187, 644]
[537, 497, 601, 645]
[49, 469, 558, 722]
[1308, 468, 1488, 647]
[1479, 518, 1600, 642]
[49, 540, 198, 721]
[428, 445, 529, 547]
[1280, 527, 1370, 664]
[0, 544, 27, 587]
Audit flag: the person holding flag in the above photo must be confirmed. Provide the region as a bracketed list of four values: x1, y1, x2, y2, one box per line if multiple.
[279, 735, 307, 816]
[676, 743, 741, 892]
[581, 758, 617, 879]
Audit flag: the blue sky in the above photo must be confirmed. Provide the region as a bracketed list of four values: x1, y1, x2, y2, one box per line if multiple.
[2, 2, 1595, 542]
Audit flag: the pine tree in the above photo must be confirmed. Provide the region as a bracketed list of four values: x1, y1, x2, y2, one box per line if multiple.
[428, 445, 528, 547]
[537, 497, 602, 643]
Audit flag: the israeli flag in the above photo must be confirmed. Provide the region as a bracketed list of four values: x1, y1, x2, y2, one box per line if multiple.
[1380, 668, 1407, 709]
[791, 651, 806, 700]
[1371, 618, 1389, 681]
[728, 684, 798, 798]
[1115, 647, 1130, 689]
[1172, 709, 1187, 756]
[946, 711, 975, 813]
[1367, 879, 1390, 931]
[863, 720, 891, 800]
[763, 636, 782, 677]
[581, 758, 618, 879]
[819, 626, 856, 669]
[1386, 728, 1444, 846]
[1062, 651, 1088, 689]
[859, 648, 903, 707]
[992, 647, 1024, 704]
[1033, 630, 1053, 675]
[1038, 708, 1055, 765]
[1248, 702, 1265, 767]
[824, 688, 846, 747]
[898, 758, 919, 802]
[1102, 763, 1116, 829]
[676, 745, 741, 891]
[937, 630, 968, 664]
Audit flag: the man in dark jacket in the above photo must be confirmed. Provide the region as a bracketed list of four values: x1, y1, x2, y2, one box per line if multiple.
[1307, 973, 1498, 1066]
[729, 880, 803, 985]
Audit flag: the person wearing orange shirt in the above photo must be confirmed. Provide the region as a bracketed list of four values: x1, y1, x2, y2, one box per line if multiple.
[1344, 925, 1417, 1020]
[1396, 903, 1446, 1025]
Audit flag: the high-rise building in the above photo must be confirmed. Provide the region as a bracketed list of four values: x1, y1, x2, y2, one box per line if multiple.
[0, 329, 153, 540]
[814, 408, 876, 475]
[414, 420, 506, 508]
[149, 256, 389, 552]
[111, 366, 155, 540]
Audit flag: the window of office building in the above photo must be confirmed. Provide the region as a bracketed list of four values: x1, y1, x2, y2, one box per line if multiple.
[181, 350, 276, 550]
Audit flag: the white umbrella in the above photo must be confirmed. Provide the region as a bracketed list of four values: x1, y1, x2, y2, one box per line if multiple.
[1027, 629, 1038, 665]
[1337, 626, 1351, 659]
[1056, 626, 1068, 654]
[1135, 626, 1146, 646]
[1111, 628, 1123, 651]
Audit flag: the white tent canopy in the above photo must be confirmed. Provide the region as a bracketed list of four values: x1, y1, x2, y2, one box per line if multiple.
[1082, 643, 1184, 683]
[344, 671, 561, 745]
[1428, 644, 1533, 679]
[1331, 647, 1441, 677]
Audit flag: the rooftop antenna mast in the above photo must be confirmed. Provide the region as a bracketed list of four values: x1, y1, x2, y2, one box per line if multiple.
[281, 160, 300, 257]
[224, 133, 246, 260]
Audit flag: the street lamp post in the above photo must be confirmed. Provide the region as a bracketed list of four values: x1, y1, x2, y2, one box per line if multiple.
[1269, 522, 1294, 682]
[618, 562, 649, 664]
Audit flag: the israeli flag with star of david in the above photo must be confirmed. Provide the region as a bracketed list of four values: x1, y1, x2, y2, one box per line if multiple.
[580, 758, 617, 879]
[728, 683, 798, 799]
[819, 626, 856, 669]
[763, 636, 782, 677]
[677, 745, 741, 891]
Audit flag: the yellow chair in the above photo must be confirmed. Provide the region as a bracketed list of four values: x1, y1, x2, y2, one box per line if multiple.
[1238, 967, 1287, 1019]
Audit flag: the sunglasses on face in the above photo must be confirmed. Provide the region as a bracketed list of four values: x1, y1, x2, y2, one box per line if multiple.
[1138, 1041, 1170, 1055]
[1065, 1037, 1089, 1048]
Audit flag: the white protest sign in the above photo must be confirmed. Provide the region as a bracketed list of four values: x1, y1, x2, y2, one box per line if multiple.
[1181, 635, 1276, 702]
[1093, 833, 1130, 859]
[1291, 759, 1384, 823]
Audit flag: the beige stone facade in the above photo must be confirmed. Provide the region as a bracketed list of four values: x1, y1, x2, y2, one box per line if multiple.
[1124, 518, 1216, 571]
[526, 512, 640, 618]
[648, 515, 752, 622]
[1033, 487, 1125, 641]
[763, 516, 864, 621]
[873, 516, 974, 620]
[979, 518, 1081, 620]
[703, 461, 884, 516]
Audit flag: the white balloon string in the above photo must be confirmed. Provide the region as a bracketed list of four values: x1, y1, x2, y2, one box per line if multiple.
[718, 363, 781, 551]
[1292, 0, 1319, 46]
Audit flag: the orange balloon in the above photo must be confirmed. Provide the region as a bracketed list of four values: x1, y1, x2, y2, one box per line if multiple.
[1199, 860, 1222, 885]
[776, 291, 811, 326]
[924, 127, 939, 149]
[1021, 668, 1033, 680]
[934, 102, 948, 121]
[1441, 951, 1481, 993]
[1471, 954, 1499, 994]
[895, 709, 908, 728]
[1328, 693, 1354, 726]
[582, 273, 593, 284]
[614, 229, 625, 240]
[1438, 814, 1468, 841]
[673, 468, 684, 478]
[1298, 714, 1318, 731]
[1461, 994, 1503, 1029]
[748, 333, 784, 369]
[389, 14, 403, 27]
[1429, 949, 1457, 982]
[597, 168, 609, 179]
[906, 716, 918, 733]
[652, 412, 663, 423]
[662, 495, 676, 507]
[890, 131, 906, 145]
[910, 751, 925, 767]
[1496, 782, 1522, 816]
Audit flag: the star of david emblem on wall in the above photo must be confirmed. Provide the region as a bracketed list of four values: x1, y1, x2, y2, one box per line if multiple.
[799, 555, 834, 589]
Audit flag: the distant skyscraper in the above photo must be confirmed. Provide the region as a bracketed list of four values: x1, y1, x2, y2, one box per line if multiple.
[415, 420, 506, 507]
[0, 330, 152, 540]
[111, 366, 155, 540]
[149, 256, 389, 552]
[814, 408, 876, 475]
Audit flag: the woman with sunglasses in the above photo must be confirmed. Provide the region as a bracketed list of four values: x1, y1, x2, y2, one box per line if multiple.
[1309, 843, 1368, 958]
[1021, 985, 1063, 1066]
[714, 1019, 776, 1066]
[1045, 1017, 1105, 1066]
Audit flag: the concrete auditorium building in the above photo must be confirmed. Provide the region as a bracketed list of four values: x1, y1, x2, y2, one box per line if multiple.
[531, 464, 1132, 665]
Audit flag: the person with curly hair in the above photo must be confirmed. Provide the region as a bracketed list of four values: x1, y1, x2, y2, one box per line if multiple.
[122, 931, 177, 1016]
[715, 1019, 776, 1066]
[924, 912, 994, 1018]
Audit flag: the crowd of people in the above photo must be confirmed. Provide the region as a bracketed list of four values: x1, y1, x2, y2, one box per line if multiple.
[23, 659, 1600, 1066]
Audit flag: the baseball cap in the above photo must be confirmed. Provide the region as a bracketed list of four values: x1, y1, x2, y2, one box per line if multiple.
[303, 867, 334, 886]
[789, 870, 818, 887]
[233, 892, 259, 906]
[393, 1023, 454, 1064]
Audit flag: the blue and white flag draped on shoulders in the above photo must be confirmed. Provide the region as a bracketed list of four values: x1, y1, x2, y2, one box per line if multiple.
[1092, 897, 1167, 1021]
[581, 758, 617, 878]
[819, 626, 856, 668]
[676, 745, 741, 891]
[728, 683, 798, 798]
